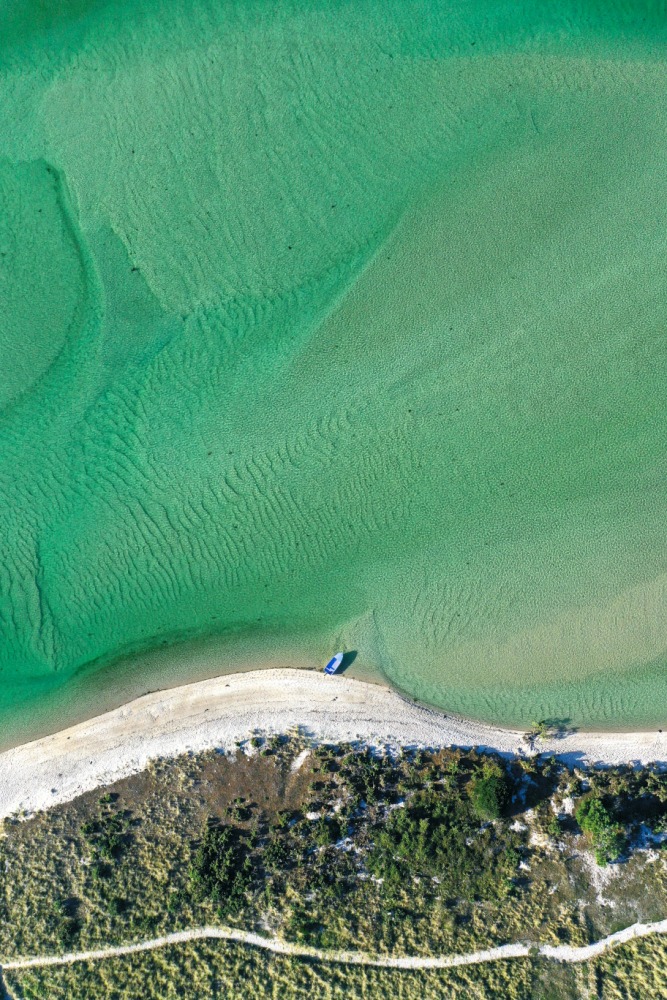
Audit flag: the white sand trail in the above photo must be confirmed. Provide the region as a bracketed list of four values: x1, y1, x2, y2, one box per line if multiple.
[3, 917, 667, 973]
[1, 668, 667, 821]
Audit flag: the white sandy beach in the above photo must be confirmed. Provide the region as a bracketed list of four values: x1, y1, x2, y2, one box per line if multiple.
[1, 668, 667, 822]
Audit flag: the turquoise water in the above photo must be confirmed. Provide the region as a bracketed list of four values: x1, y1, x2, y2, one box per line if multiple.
[1, 0, 667, 743]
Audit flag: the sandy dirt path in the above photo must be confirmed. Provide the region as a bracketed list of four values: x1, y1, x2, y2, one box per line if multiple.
[1, 668, 667, 821]
[4, 917, 667, 974]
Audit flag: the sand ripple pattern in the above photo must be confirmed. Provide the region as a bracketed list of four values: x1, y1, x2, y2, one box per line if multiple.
[2, 0, 667, 733]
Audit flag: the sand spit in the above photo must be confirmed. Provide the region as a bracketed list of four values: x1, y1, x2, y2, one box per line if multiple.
[1, 668, 667, 822]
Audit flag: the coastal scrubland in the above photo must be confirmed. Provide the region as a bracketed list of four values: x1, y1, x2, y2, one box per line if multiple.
[2, 737, 667, 997]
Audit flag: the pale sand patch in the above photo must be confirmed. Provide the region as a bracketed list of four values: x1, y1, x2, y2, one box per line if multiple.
[1, 668, 666, 821]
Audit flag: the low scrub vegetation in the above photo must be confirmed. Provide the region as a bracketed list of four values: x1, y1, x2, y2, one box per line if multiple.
[368, 785, 517, 901]
[2, 735, 667, 997]
[7, 933, 667, 999]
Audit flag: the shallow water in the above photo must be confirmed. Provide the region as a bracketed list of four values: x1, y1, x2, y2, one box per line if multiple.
[1, 0, 667, 741]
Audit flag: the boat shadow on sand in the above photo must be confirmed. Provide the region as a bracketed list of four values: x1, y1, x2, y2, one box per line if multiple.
[338, 650, 358, 673]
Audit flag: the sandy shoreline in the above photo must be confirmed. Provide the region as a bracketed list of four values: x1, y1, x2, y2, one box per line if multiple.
[1, 668, 667, 822]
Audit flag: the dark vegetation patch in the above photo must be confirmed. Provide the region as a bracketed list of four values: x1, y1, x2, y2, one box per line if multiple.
[190, 824, 253, 915]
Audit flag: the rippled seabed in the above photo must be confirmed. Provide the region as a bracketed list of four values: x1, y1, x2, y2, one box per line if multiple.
[1, 0, 667, 741]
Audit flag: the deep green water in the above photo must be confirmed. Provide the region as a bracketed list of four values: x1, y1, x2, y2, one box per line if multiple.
[2, 0, 667, 743]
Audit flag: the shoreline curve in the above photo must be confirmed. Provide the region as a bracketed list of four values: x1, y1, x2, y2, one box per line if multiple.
[2, 668, 667, 822]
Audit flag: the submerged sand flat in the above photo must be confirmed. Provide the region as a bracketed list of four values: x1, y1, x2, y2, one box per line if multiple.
[2, 668, 667, 822]
[1, 1, 667, 730]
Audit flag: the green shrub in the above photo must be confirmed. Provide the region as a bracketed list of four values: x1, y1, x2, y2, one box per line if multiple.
[313, 818, 341, 847]
[81, 809, 131, 861]
[469, 764, 510, 820]
[189, 825, 253, 915]
[106, 896, 125, 916]
[546, 815, 561, 839]
[575, 797, 625, 865]
[263, 835, 294, 873]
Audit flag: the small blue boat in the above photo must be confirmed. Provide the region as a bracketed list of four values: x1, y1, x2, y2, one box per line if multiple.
[324, 652, 344, 675]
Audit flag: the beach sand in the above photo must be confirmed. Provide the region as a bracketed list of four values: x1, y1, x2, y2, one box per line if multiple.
[1, 668, 666, 822]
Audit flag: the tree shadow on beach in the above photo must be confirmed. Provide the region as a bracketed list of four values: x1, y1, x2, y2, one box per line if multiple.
[541, 717, 578, 738]
[527, 718, 578, 742]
